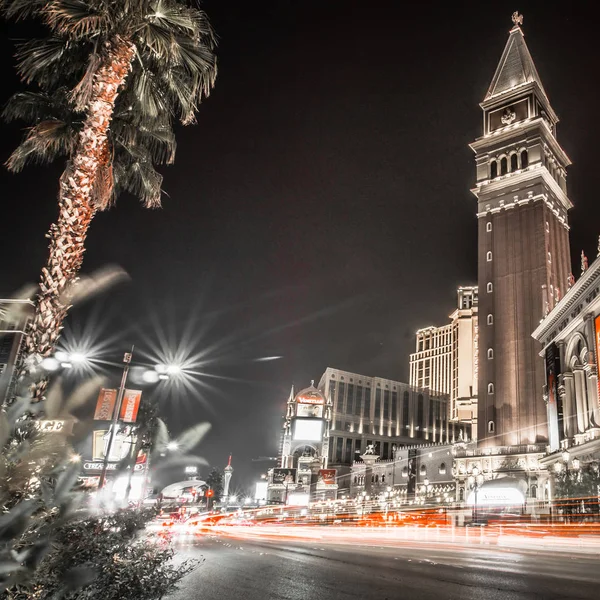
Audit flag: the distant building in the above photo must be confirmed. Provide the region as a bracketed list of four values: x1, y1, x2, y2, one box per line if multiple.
[317, 367, 469, 467]
[350, 443, 456, 504]
[409, 286, 478, 429]
[0, 299, 33, 405]
[271, 383, 336, 504]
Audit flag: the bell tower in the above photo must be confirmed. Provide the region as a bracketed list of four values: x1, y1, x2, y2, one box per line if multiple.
[471, 14, 572, 447]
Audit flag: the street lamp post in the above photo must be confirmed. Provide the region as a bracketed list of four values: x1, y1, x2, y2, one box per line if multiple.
[98, 348, 134, 490]
[472, 466, 480, 523]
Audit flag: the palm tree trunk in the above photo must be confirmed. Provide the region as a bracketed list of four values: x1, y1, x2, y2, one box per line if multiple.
[24, 39, 135, 401]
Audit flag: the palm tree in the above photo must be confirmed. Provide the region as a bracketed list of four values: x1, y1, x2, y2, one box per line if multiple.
[1, 0, 217, 398]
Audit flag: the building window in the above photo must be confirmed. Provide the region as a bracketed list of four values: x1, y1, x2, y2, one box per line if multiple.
[486, 222, 492, 233]
[487, 383, 494, 395]
[403, 391, 409, 426]
[420, 465, 427, 476]
[521, 149, 528, 168]
[487, 314, 493, 325]
[487, 348, 494, 359]
[401, 467, 408, 478]
[417, 394, 424, 425]
[500, 156, 508, 175]
[490, 160, 498, 179]
[487, 282, 493, 293]
[486, 251, 493, 262]
[547, 252, 551, 264]
[488, 420, 495, 433]
[545, 221, 550, 233]
[510, 153, 518, 172]
[439, 463, 447, 475]
[381, 474, 386, 483]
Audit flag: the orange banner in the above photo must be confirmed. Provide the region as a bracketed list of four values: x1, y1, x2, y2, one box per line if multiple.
[94, 389, 117, 420]
[120, 389, 142, 423]
[595, 315, 600, 399]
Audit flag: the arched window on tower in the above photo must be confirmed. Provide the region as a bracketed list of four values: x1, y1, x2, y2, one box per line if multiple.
[521, 149, 528, 168]
[510, 153, 518, 172]
[488, 420, 495, 433]
[490, 160, 498, 179]
[487, 314, 493, 325]
[488, 383, 495, 395]
[487, 348, 494, 359]
[500, 156, 508, 175]
[487, 282, 493, 293]
[486, 251, 493, 262]
[486, 222, 492, 232]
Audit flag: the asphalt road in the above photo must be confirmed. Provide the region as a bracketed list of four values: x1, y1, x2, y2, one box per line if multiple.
[167, 532, 600, 600]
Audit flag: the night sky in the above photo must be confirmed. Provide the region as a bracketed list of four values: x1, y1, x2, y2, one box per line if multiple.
[1, 2, 599, 490]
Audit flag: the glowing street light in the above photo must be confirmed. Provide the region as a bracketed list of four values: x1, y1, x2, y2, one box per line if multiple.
[41, 357, 60, 372]
[167, 441, 179, 451]
[69, 351, 88, 364]
[43, 350, 89, 371]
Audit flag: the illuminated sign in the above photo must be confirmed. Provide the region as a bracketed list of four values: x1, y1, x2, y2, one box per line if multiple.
[466, 487, 525, 506]
[296, 392, 325, 405]
[272, 468, 296, 485]
[36, 419, 72, 434]
[287, 492, 310, 506]
[185, 466, 198, 474]
[83, 461, 144, 472]
[317, 469, 336, 485]
[255, 481, 268, 501]
[296, 403, 323, 418]
[293, 418, 323, 441]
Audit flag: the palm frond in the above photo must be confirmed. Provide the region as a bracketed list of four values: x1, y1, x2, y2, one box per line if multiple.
[1, 0, 47, 21]
[113, 148, 163, 209]
[146, 0, 201, 36]
[2, 91, 54, 123]
[42, 0, 111, 40]
[5, 120, 76, 172]
[113, 115, 176, 165]
[15, 37, 72, 87]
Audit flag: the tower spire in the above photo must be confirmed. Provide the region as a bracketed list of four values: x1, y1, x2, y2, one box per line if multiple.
[485, 13, 548, 102]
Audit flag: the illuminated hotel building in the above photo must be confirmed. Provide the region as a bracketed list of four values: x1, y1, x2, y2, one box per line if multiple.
[409, 286, 478, 428]
[532, 254, 600, 466]
[317, 367, 469, 466]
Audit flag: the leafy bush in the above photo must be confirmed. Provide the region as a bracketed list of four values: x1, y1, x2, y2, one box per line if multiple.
[10, 508, 198, 600]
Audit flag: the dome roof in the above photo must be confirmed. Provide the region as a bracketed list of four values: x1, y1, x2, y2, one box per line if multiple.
[294, 384, 326, 404]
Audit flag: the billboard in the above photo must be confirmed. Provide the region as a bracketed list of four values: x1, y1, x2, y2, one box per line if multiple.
[94, 388, 117, 420]
[120, 389, 142, 423]
[293, 418, 323, 441]
[296, 403, 323, 418]
[255, 481, 268, 501]
[272, 468, 296, 486]
[595, 315, 600, 399]
[545, 342, 562, 451]
[317, 469, 336, 486]
[296, 391, 324, 405]
[287, 492, 310, 506]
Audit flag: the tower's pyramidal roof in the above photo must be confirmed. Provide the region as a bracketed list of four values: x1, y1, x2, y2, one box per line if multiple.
[485, 24, 548, 101]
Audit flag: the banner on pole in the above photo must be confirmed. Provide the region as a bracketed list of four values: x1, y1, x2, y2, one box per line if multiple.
[94, 389, 117, 420]
[120, 389, 142, 423]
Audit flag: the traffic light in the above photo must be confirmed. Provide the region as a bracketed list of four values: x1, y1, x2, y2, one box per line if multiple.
[206, 489, 214, 497]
